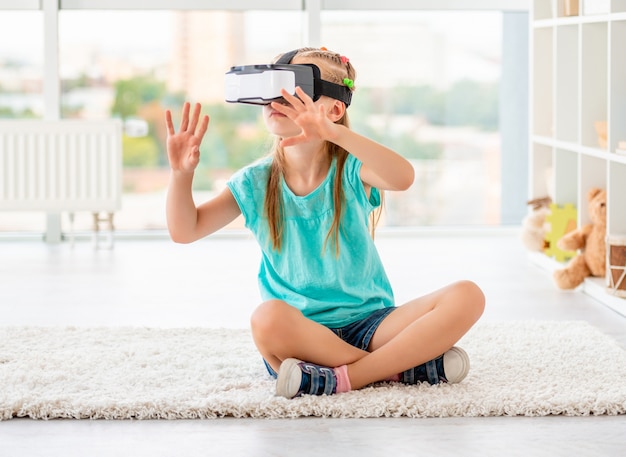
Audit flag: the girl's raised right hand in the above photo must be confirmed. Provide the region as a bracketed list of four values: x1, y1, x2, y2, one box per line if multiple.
[164, 102, 209, 174]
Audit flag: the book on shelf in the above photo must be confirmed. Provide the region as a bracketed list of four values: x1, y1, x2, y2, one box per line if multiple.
[617, 141, 626, 157]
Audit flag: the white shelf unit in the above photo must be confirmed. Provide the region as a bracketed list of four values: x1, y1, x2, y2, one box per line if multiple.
[530, 0, 626, 317]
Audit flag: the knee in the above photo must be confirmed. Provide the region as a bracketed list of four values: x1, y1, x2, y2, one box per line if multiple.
[455, 280, 486, 318]
[250, 299, 293, 343]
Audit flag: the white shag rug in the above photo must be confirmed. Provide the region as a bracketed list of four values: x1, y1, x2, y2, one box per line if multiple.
[1, 321, 626, 420]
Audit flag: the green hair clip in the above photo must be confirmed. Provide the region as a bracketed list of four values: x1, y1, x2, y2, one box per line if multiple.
[343, 78, 354, 89]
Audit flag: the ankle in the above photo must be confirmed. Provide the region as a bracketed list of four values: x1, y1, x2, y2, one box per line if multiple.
[334, 365, 352, 393]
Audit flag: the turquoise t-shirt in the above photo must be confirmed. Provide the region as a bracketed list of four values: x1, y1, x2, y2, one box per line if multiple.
[226, 154, 395, 328]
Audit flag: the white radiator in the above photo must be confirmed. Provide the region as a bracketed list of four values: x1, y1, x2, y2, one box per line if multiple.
[0, 120, 122, 213]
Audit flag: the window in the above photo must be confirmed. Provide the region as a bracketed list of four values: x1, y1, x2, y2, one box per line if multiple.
[0, 10, 44, 232]
[0, 9, 302, 233]
[321, 10, 503, 225]
[0, 11, 43, 119]
[0, 3, 527, 236]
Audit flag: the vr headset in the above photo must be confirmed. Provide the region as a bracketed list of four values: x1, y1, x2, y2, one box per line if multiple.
[225, 49, 352, 107]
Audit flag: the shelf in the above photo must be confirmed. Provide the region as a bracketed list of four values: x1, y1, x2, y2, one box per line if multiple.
[531, 1, 626, 24]
[532, 28, 553, 137]
[610, 20, 626, 152]
[533, 17, 580, 27]
[531, 135, 626, 164]
[532, 13, 626, 26]
[528, 251, 567, 273]
[578, 144, 610, 159]
[579, 13, 613, 23]
[530, 143, 553, 198]
[553, 148, 578, 203]
[555, 24, 579, 143]
[581, 21, 608, 149]
[609, 162, 626, 233]
[552, 138, 580, 152]
[532, 0, 626, 21]
[530, 4, 626, 315]
[610, 153, 626, 165]
[583, 277, 626, 318]
[531, 136, 626, 163]
[528, 252, 626, 318]
[532, 135, 554, 146]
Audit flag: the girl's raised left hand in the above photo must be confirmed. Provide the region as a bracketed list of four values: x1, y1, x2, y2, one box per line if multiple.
[164, 102, 209, 174]
[270, 87, 341, 148]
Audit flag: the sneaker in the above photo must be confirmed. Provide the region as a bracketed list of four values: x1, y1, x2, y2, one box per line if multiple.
[400, 346, 470, 385]
[275, 358, 337, 399]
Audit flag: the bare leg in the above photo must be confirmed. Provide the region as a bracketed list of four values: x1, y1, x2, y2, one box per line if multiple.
[251, 280, 484, 390]
[348, 280, 485, 389]
[250, 299, 369, 373]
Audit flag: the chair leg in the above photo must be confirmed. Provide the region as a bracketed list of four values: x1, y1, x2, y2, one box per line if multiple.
[92, 212, 115, 250]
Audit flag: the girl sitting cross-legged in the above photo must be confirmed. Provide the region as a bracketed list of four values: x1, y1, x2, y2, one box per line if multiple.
[164, 47, 485, 399]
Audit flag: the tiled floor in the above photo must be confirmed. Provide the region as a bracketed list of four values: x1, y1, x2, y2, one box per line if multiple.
[2, 230, 626, 456]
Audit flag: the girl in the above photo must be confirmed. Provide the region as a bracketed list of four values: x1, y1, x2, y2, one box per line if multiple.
[165, 47, 485, 399]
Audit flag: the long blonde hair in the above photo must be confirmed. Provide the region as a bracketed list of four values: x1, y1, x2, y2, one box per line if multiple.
[264, 48, 382, 255]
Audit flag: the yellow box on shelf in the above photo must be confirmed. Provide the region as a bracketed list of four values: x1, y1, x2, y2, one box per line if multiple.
[544, 203, 578, 262]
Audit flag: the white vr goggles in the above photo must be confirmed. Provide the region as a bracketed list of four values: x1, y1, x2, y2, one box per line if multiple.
[225, 49, 352, 107]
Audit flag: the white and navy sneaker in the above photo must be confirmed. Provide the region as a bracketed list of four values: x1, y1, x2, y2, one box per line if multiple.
[275, 358, 338, 399]
[401, 346, 470, 385]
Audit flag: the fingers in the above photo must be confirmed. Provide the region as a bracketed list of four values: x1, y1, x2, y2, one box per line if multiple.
[164, 110, 175, 136]
[279, 88, 298, 104]
[270, 101, 294, 116]
[280, 134, 306, 148]
[179, 102, 190, 132]
[281, 87, 315, 116]
[188, 102, 201, 133]
[279, 87, 319, 113]
[274, 87, 317, 120]
[294, 86, 314, 107]
[197, 114, 210, 139]
[168, 102, 207, 136]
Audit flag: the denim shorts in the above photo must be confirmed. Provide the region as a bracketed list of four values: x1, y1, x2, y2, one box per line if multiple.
[263, 306, 396, 378]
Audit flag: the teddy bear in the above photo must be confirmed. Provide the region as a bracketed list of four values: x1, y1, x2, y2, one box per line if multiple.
[553, 188, 606, 289]
[520, 197, 552, 252]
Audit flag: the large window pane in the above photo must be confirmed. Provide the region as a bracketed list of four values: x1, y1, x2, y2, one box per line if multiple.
[0, 9, 303, 234]
[0, 11, 43, 119]
[0, 11, 44, 233]
[31, 10, 300, 234]
[321, 11, 502, 225]
[0, 8, 505, 234]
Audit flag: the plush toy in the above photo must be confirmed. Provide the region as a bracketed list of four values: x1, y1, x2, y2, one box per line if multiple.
[520, 197, 551, 252]
[553, 188, 607, 289]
